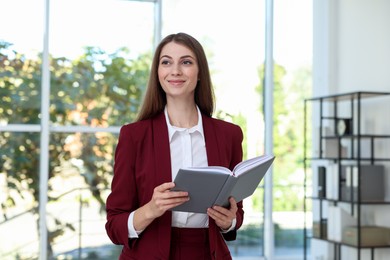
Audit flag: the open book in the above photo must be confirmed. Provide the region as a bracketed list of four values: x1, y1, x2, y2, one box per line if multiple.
[171, 154, 275, 213]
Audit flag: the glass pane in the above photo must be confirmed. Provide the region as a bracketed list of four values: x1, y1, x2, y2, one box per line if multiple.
[48, 132, 118, 258]
[0, 132, 40, 259]
[163, 0, 312, 258]
[273, 0, 312, 258]
[0, 130, 120, 258]
[227, 186, 265, 256]
[162, 0, 266, 258]
[49, 0, 155, 126]
[0, 0, 43, 125]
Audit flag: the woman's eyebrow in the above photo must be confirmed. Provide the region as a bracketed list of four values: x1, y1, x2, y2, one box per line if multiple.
[159, 54, 195, 60]
[160, 55, 172, 60]
[180, 55, 195, 59]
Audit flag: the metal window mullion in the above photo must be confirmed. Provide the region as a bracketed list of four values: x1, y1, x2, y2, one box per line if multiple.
[0, 124, 41, 132]
[50, 126, 121, 133]
[264, 0, 274, 259]
[39, 0, 50, 258]
[154, 0, 162, 49]
[0, 125, 123, 134]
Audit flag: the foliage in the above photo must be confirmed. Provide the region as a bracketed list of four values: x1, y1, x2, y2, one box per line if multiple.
[215, 111, 248, 160]
[1, 37, 312, 256]
[256, 64, 312, 211]
[215, 63, 312, 213]
[0, 41, 150, 255]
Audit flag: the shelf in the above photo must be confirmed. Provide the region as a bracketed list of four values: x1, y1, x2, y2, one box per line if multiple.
[309, 237, 390, 249]
[303, 91, 390, 260]
[305, 157, 390, 162]
[307, 197, 390, 205]
[322, 134, 390, 139]
[305, 91, 390, 102]
[321, 116, 351, 120]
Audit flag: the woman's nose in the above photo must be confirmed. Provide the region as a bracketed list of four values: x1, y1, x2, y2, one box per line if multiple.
[171, 64, 182, 75]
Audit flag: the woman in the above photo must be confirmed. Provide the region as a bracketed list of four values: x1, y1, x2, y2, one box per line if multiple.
[105, 32, 244, 260]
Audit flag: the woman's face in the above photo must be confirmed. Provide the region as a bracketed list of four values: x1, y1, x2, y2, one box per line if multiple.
[158, 41, 199, 102]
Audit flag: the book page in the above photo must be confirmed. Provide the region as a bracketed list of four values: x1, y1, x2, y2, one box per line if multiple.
[233, 155, 274, 176]
[230, 156, 275, 203]
[172, 155, 275, 213]
[180, 166, 232, 175]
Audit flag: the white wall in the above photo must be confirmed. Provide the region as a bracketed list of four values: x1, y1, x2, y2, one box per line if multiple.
[314, 0, 390, 95]
[336, 0, 390, 92]
[312, 0, 390, 259]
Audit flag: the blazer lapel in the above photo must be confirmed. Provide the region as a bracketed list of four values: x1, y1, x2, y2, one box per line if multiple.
[152, 113, 172, 183]
[152, 112, 173, 259]
[202, 115, 221, 166]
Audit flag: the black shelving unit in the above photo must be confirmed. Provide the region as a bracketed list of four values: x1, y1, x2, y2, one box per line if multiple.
[303, 91, 390, 260]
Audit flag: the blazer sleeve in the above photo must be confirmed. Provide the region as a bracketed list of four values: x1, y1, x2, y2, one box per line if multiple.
[105, 124, 138, 248]
[223, 123, 244, 241]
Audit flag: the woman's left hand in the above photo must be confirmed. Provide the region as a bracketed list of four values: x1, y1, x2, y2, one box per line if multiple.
[207, 197, 237, 230]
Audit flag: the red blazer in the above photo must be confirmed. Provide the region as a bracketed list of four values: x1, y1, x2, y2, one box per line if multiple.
[105, 112, 244, 260]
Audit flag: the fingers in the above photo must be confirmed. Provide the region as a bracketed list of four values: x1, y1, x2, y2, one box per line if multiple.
[154, 182, 189, 200]
[154, 182, 175, 192]
[207, 197, 238, 230]
[149, 182, 189, 216]
[207, 207, 234, 230]
[229, 197, 238, 211]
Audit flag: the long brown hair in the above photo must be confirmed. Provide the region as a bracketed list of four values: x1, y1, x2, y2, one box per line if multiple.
[136, 32, 215, 121]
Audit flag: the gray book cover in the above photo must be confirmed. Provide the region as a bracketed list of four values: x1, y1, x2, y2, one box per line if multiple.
[171, 155, 275, 213]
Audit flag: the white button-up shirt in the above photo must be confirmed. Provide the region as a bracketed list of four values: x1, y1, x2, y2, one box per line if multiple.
[165, 106, 210, 228]
[127, 106, 208, 237]
[127, 106, 235, 238]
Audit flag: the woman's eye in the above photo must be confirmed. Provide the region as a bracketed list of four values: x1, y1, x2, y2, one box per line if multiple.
[182, 60, 193, 65]
[161, 60, 170, 65]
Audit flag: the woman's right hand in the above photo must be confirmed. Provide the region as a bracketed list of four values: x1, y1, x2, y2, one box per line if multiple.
[146, 182, 189, 219]
[134, 182, 189, 232]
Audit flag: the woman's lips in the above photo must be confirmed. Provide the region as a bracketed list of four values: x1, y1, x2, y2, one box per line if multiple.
[168, 80, 185, 86]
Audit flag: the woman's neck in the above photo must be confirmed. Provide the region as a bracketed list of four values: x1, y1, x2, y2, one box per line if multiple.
[166, 102, 198, 128]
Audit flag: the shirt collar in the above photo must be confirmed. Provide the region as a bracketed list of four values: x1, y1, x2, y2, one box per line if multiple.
[164, 105, 204, 142]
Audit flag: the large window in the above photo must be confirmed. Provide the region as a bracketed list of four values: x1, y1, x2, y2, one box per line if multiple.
[162, 0, 312, 259]
[272, 0, 312, 258]
[0, 0, 155, 258]
[0, 0, 312, 259]
[162, 0, 267, 257]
